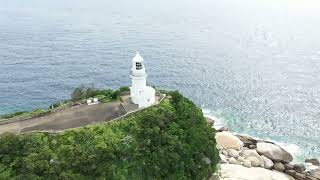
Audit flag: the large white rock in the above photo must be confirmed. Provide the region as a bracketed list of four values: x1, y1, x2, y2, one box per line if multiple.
[215, 132, 244, 151]
[242, 149, 265, 168]
[257, 142, 293, 163]
[219, 164, 295, 180]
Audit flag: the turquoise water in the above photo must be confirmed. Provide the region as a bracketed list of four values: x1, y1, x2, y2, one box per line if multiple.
[0, 0, 320, 161]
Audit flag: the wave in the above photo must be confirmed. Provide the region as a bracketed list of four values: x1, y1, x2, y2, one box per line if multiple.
[202, 108, 225, 129]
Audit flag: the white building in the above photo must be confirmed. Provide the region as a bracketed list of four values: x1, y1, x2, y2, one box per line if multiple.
[130, 52, 155, 108]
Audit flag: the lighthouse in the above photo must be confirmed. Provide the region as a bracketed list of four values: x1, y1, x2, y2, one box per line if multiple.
[130, 52, 156, 108]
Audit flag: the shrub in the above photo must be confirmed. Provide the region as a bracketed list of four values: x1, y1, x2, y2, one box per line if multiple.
[49, 102, 61, 109]
[30, 109, 50, 117]
[0, 111, 27, 119]
[85, 87, 101, 99]
[93, 94, 106, 100]
[71, 85, 86, 102]
[119, 86, 130, 92]
[110, 90, 120, 100]
[71, 85, 124, 103]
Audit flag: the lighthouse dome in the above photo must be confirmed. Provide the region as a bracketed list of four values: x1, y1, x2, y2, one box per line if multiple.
[131, 52, 146, 77]
[132, 52, 144, 62]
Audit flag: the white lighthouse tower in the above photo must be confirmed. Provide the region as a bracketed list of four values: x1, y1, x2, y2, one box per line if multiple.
[130, 52, 156, 108]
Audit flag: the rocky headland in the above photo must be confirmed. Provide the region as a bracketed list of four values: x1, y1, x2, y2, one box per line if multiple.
[206, 117, 320, 180]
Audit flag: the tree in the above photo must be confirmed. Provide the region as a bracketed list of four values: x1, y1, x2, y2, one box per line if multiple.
[71, 85, 86, 102]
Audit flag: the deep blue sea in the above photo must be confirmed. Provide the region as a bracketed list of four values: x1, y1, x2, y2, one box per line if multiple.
[0, 0, 320, 161]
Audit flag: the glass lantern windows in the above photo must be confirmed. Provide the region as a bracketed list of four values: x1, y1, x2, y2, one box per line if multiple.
[136, 62, 143, 70]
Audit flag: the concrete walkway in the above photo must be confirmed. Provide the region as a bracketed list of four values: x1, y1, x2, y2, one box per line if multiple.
[0, 102, 127, 134]
[0, 93, 164, 134]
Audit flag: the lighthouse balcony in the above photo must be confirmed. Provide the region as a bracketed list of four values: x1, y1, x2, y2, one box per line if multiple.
[130, 68, 146, 77]
[130, 73, 147, 79]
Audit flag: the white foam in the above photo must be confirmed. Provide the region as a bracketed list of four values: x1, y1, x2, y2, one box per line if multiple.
[202, 109, 211, 114]
[276, 142, 301, 158]
[202, 108, 225, 129]
[305, 163, 319, 171]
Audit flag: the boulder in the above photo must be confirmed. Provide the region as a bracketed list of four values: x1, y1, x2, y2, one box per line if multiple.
[205, 117, 215, 125]
[256, 142, 293, 163]
[206, 117, 214, 127]
[247, 156, 261, 167]
[285, 170, 319, 180]
[261, 155, 274, 169]
[309, 168, 320, 179]
[227, 149, 239, 158]
[215, 132, 244, 151]
[284, 170, 316, 180]
[294, 164, 306, 173]
[305, 176, 319, 180]
[237, 156, 245, 163]
[285, 170, 296, 177]
[249, 145, 256, 149]
[236, 135, 258, 147]
[229, 157, 238, 164]
[221, 150, 228, 156]
[274, 162, 285, 172]
[305, 159, 320, 166]
[242, 149, 264, 167]
[284, 163, 294, 170]
[293, 172, 307, 180]
[220, 154, 228, 164]
[217, 127, 229, 132]
[243, 159, 252, 168]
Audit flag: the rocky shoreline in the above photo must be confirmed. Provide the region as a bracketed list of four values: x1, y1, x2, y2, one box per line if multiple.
[206, 117, 320, 180]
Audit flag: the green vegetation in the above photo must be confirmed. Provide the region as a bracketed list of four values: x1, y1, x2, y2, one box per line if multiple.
[0, 86, 130, 120]
[0, 109, 50, 121]
[0, 111, 27, 119]
[71, 85, 130, 103]
[48, 100, 72, 110]
[0, 91, 219, 179]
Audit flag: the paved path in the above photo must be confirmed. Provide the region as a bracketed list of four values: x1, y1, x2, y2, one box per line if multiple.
[0, 102, 127, 134]
[0, 94, 164, 134]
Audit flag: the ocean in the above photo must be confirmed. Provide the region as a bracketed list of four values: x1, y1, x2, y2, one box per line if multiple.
[0, 0, 320, 161]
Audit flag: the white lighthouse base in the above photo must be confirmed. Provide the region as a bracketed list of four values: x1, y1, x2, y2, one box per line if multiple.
[130, 86, 156, 108]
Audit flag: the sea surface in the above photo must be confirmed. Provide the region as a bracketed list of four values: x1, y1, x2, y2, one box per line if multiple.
[0, 0, 320, 161]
